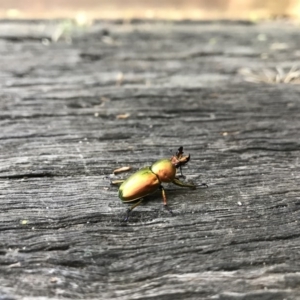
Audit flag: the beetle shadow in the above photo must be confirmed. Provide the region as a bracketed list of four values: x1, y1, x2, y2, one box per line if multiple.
[118, 196, 155, 224]
[118, 186, 199, 223]
[118, 189, 167, 223]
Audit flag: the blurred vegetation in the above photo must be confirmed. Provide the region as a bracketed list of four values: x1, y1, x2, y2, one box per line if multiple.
[0, 0, 300, 21]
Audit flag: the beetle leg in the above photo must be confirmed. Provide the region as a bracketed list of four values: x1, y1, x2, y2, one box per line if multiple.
[176, 165, 185, 178]
[172, 178, 196, 189]
[199, 183, 208, 188]
[124, 198, 143, 222]
[110, 180, 124, 186]
[160, 186, 173, 215]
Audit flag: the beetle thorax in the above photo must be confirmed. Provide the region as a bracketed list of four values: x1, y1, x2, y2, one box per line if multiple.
[151, 159, 176, 183]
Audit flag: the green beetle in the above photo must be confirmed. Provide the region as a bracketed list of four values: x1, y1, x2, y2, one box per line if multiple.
[112, 146, 200, 221]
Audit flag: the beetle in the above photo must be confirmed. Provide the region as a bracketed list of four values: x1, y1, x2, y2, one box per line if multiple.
[112, 146, 201, 221]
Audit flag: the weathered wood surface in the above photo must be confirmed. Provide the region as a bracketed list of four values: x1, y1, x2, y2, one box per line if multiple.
[0, 20, 300, 299]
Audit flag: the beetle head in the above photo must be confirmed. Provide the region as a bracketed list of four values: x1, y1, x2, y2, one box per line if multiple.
[170, 146, 190, 168]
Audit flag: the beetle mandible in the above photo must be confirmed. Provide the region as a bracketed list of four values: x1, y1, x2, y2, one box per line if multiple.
[112, 146, 198, 221]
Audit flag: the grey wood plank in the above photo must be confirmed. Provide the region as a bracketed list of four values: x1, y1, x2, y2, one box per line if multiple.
[0, 20, 300, 299]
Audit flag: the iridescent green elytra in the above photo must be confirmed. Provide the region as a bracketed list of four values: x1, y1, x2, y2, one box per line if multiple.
[113, 147, 197, 221]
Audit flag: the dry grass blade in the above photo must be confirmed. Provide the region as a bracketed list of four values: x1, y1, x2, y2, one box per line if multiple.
[239, 66, 300, 84]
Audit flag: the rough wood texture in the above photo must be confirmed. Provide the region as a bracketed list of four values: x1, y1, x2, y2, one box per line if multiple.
[0, 20, 300, 299]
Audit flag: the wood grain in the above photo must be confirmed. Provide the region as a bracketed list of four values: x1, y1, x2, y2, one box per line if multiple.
[0, 20, 300, 299]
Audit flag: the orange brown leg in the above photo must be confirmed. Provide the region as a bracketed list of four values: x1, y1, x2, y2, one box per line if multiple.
[160, 185, 173, 215]
[110, 179, 124, 186]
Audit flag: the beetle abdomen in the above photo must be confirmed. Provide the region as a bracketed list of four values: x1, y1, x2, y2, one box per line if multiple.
[119, 167, 160, 202]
